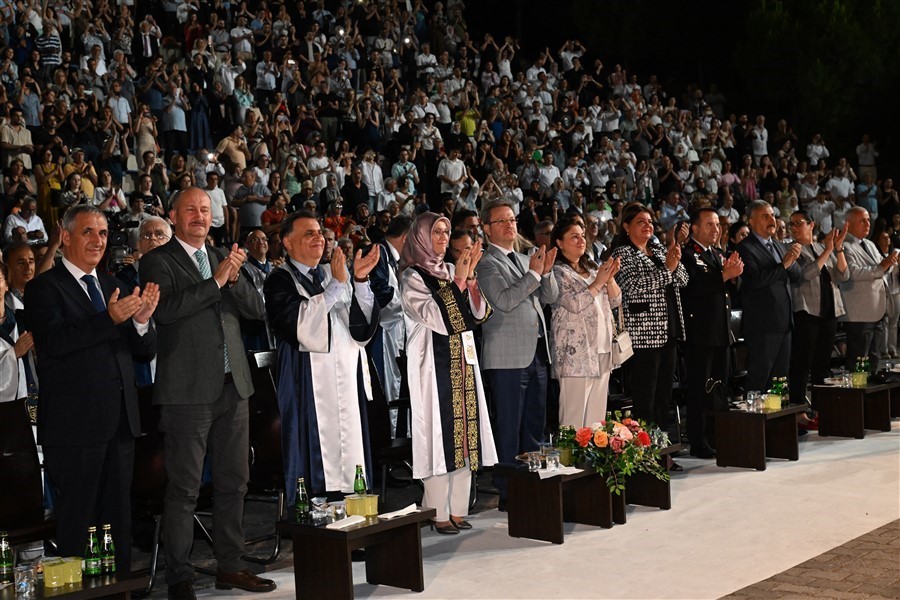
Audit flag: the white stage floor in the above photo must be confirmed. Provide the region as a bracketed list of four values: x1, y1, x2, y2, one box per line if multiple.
[200, 423, 900, 599]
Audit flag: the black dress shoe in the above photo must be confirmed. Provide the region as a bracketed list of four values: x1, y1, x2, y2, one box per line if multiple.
[450, 517, 472, 530]
[215, 569, 277, 593]
[429, 520, 459, 535]
[168, 581, 196, 600]
[689, 445, 716, 459]
[497, 498, 507, 512]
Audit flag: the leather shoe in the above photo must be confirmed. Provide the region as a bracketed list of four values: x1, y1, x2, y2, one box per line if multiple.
[497, 498, 507, 512]
[450, 517, 472, 530]
[689, 445, 716, 459]
[167, 581, 196, 600]
[215, 570, 277, 593]
[429, 520, 459, 535]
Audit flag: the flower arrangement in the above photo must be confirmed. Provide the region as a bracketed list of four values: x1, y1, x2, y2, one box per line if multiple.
[566, 411, 670, 495]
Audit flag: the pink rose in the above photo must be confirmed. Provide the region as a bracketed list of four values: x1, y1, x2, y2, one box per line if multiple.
[610, 436, 625, 453]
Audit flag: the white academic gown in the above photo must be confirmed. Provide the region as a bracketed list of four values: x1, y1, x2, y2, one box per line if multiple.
[280, 262, 375, 493]
[401, 266, 498, 480]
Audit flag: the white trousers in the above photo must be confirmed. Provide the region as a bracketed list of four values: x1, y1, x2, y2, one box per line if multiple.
[422, 460, 471, 522]
[558, 354, 612, 428]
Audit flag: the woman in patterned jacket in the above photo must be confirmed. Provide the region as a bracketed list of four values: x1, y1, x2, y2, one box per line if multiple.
[611, 203, 688, 467]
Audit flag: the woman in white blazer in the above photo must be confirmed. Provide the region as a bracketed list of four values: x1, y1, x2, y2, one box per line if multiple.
[550, 217, 622, 428]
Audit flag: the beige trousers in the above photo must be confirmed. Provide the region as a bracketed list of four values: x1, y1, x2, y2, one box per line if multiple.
[422, 459, 471, 522]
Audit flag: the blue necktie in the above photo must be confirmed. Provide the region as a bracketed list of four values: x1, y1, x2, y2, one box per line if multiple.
[194, 249, 232, 374]
[81, 275, 106, 313]
[309, 266, 325, 293]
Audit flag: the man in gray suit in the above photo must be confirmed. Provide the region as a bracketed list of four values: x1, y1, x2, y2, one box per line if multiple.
[141, 188, 273, 600]
[840, 207, 897, 373]
[479, 200, 558, 510]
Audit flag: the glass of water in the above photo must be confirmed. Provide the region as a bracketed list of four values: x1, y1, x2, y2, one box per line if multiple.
[545, 451, 561, 472]
[745, 391, 760, 412]
[528, 451, 543, 472]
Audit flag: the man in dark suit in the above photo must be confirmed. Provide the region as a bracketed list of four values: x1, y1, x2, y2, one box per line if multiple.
[737, 200, 803, 393]
[133, 18, 161, 72]
[26, 205, 158, 573]
[140, 188, 272, 600]
[681, 208, 743, 458]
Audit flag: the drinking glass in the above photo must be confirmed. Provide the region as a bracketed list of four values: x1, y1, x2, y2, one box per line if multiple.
[745, 391, 760, 412]
[15, 564, 35, 596]
[545, 451, 561, 472]
[528, 451, 543, 472]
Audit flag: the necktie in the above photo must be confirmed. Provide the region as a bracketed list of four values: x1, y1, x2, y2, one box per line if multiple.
[507, 251, 525, 276]
[766, 240, 781, 263]
[81, 275, 106, 313]
[194, 249, 232, 374]
[860, 239, 877, 262]
[144, 34, 152, 57]
[308, 266, 325, 293]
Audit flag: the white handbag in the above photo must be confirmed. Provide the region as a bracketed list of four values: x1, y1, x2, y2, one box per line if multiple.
[611, 307, 634, 368]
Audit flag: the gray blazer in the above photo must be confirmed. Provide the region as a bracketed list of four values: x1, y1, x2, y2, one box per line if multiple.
[791, 243, 848, 318]
[839, 234, 890, 323]
[477, 244, 559, 369]
[141, 238, 266, 404]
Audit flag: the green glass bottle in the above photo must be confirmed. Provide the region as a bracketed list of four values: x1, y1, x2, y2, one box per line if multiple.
[353, 465, 366, 495]
[0, 530, 13, 584]
[100, 524, 116, 575]
[295, 477, 310, 523]
[83, 527, 101, 577]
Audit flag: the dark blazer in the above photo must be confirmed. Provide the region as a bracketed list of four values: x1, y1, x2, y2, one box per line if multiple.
[140, 238, 265, 405]
[680, 239, 734, 347]
[26, 262, 156, 446]
[736, 233, 802, 335]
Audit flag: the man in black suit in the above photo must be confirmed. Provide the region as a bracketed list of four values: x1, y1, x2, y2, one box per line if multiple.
[141, 188, 272, 600]
[737, 200, 803, 393]
[26, 205, 159, 573]
[681, 208, 743, 458]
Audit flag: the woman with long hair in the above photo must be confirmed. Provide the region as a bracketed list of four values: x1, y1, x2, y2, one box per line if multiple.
[550, 217, 622, 427]
[400, 212, 496, 534]
[611, 203, 688, 466]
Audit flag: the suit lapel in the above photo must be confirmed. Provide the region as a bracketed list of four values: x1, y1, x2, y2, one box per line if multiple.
[164, 238, 204, 283]
[55, 263, 100, 316]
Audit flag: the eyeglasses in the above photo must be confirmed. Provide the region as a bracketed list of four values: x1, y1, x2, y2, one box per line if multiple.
[788, 220, 808, 228]
[432, 228, 451, 237]
[487, 218, 516, 225]
[140, 232, 170, 241]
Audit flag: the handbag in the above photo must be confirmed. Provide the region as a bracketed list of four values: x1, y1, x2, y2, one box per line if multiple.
[611, 307, 633, 368]
[705, 377, 730, 412]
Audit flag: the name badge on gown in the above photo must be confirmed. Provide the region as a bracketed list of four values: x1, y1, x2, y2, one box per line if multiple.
[461, 331, 477, 365]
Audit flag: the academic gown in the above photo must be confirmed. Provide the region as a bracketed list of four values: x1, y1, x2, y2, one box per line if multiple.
[369, 241, 405, 404]
[401, 266, 498, 480]
[264, 262, 380, 502]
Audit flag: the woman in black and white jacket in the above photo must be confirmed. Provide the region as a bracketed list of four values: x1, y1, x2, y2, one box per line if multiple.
[611, 203, 688, 449]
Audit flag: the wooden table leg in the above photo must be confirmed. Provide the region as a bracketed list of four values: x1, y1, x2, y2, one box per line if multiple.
[507, 475, 564, 544]
[365, 523, 425, 592]
[817, 391, 865, 438]
[293, 533, 353, 599]
[612, 492, 627, 525]
[625, 469, 671, 510]
[864, 391, 892, 432]
[563, 471, 612, 529]
[716, 413, 766, 470]
[765, 414, 799, 461]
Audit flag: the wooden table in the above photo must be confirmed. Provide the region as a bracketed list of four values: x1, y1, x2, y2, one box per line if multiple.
[812, 383, 895, 439]
[0, 574, 149, 599]
[715, 404, 807, 470]
[625, 444, 681, 510]
[498, 465, 626, 545]
[276, 508, 435, 599]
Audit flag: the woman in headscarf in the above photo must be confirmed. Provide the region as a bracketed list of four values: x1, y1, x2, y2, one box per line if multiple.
[400, 212, 497, 534]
